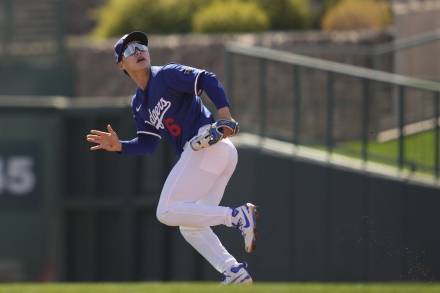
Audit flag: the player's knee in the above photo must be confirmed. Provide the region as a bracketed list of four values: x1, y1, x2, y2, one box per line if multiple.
[156, 208, 174, 226]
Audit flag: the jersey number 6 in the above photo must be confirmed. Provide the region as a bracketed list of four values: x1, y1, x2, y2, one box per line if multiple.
[164, 118, 182, 137]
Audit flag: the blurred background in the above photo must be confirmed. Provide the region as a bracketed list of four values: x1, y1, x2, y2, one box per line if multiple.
[0, 0, 440, 283]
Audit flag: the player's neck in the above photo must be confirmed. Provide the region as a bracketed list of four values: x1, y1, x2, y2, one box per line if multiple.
[131, 68, 151, 91]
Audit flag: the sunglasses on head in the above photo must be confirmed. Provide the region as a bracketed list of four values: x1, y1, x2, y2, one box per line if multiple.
[123, 42, 148, 59]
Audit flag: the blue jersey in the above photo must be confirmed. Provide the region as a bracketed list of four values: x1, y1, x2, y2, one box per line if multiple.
[131, 63, 216, 154]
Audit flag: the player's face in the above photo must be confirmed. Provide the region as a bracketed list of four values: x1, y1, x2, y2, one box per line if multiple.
[119, 42, 150, 72]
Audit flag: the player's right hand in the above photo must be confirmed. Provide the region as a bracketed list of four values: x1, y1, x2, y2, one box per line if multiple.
[86, 124, 122, 152]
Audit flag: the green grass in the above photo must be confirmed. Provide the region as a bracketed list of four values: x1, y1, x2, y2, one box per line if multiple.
[335, 129, 438, 173]
[1, 283, 440, 293]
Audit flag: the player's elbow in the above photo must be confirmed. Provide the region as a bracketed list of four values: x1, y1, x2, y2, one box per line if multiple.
[156, 208, 167, 225]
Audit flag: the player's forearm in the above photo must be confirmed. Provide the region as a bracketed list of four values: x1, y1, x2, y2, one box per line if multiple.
[217, 107, 233, 120]
[199, 71, 230, 109]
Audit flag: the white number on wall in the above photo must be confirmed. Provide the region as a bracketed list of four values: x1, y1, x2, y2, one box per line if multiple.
[0, 156, 36, 196]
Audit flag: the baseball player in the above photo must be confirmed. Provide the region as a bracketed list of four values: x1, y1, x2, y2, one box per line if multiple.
[86, 31, 258, 284]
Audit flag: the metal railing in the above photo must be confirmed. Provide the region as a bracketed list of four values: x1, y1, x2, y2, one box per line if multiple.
[225, 43, 440, 179]
[287, 29, 440, 84]
[291, 29, 440, 57]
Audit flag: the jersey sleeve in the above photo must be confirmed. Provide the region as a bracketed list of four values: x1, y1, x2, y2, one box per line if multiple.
[198, 71, 231, 109]
[120, 134, 160, 155]
[162, 63, 205, 96]
[130, 94, 162, 140]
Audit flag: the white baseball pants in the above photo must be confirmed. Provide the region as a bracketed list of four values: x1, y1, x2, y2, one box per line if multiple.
[156, 137, 238, 273]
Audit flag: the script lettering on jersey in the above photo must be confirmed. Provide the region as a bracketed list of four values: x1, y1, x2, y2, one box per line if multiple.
[148, 98, 172, 130]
